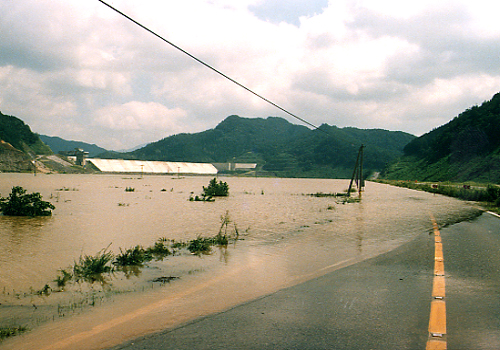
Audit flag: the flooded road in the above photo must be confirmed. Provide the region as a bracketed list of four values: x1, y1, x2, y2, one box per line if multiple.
[0, 174, 481, 349]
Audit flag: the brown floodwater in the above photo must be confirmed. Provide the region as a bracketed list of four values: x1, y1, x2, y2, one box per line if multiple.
[0, 173, 481, 350]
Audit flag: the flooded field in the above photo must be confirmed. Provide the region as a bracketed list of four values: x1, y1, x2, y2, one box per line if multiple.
[0, 173, 481, 350]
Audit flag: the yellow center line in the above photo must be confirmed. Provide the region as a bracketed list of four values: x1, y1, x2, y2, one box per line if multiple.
[435, 244, 443, 260]
[427, 339, 448, 350]
[432, 276, 446, 298]
[434, 260, 445, 276]
[427, 215, 447, 350]
[429, 300, 447, 334]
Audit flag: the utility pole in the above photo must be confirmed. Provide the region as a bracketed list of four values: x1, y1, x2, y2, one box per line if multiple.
[347, 145, 365, 197]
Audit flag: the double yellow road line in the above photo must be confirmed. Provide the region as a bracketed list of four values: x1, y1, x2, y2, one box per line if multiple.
[427, 216, 447, 350]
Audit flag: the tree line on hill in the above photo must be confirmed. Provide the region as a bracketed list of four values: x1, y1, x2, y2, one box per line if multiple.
[0, 111, 51, 156]
[382, 92, 500, 183]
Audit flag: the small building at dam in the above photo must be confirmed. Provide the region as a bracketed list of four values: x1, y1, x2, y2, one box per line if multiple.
[86, 158, 218, 175]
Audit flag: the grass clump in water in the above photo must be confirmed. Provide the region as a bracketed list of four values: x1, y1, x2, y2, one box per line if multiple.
[73, 248, 114, 283]
[114, 239, 172, 266]
[306, 191, 359, 204]
[36, 284, 52, 296]
[187, 237, 213, 255]
[114, 246, 152, 266]
[308, 192, 340, 197]
[54, 269, 72, 291]
[146, 240, 172, 260]
[0, 326, 28, 340]
[187, 211, 238, 255]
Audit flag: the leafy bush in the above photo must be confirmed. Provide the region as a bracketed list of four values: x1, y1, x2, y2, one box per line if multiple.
[0, 186, 55, 216]
[202, 178, 229, 197]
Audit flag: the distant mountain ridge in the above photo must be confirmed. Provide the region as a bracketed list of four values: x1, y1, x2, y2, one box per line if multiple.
[382, 92, 500, 183]
[39, 135, 107, 157]
[0, 111, 416, 178]
[102, 115, 415, 178]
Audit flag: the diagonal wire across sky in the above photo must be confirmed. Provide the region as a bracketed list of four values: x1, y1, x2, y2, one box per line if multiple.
[98, 0, 326, 132]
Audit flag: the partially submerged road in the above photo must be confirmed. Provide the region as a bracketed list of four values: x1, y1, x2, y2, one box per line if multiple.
[111, 212, 500, 350]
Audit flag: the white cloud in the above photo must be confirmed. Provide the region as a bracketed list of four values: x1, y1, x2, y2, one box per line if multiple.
[91, 101, 195, 149]
[355, 0, 439, 19]
[93, 101, 188, 131]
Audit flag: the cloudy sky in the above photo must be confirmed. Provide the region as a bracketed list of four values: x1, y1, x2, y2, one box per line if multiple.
[1, 0, 500, 150]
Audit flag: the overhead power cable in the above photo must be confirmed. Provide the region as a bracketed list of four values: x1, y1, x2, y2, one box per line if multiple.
[98, 0, 324, 132]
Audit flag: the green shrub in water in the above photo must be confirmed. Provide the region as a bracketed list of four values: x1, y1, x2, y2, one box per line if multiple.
[73, 249, 114, 283]
[0, 186, 55, 216]
[202, 178, 229, 197]
[146, 240, 172, 260]
[54, 269, 73, 290]
[0, 326, 28, 340]
[113, 245, 153, 266]
[187, 237, 213, 255]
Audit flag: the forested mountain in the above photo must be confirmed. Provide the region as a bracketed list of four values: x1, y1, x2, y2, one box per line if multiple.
[104, 115, 415, 178]
[382, 92, 500, 182]
[39, 135, 107, 157]
[0, 111, 51, 155]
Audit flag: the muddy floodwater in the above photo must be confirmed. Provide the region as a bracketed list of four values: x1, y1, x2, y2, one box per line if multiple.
[0, 173, 481, 350]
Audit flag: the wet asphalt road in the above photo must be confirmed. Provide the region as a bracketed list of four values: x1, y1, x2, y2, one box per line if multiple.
[443, 212, 500, 350]
[111, 212, 500, 350]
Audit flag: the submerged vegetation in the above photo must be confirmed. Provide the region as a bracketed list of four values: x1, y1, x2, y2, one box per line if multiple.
[376, 180, 500, 208]
[113, 241, 171, 267]
[72, 248, 114, 284]
[0, 326, 28, 341]
[305, 191, 361, 204]
[0, 186, 55, 216]
[0, 177, 359, 340]
[44, 212, 240, 293]
[187, 211, 238, 255]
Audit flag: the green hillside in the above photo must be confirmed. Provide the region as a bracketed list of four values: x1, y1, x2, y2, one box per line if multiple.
[382, 92, 500, 183]
[105, 115, 415, 178]
[39, 135, 107, 157]
[0, 111, 51, 156]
